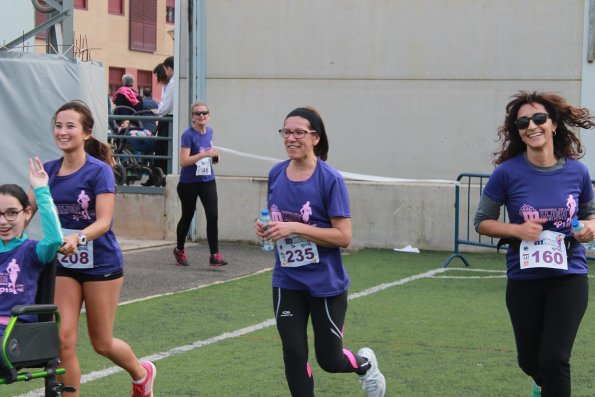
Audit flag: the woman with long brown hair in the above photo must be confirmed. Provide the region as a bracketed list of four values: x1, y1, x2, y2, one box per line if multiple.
[30, 100, 156, 396]
[475, 91, 595, 396]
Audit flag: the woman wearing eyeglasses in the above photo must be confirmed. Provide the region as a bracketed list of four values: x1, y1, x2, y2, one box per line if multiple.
[474, 91, 595, 397]
[173, 102, 227, 267]
[255, 107, 386, 397]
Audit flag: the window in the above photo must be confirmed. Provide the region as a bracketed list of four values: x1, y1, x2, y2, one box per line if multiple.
[108, 0, 124, 15]
[109, 67, 125, 96]
[166, 0, 175, 24]
[129, 0, 157, 53]
[137, 70, 153, 96]
[74, 0, 87, 9]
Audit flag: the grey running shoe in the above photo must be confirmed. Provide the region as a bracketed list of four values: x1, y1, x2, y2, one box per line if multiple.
[357, 347, 386, 397]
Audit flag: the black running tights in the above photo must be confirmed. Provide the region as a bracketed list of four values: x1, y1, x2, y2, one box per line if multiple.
[273, 287, 369, 397]
[176, 180, 219, 254]
[506, 274, 588, 397]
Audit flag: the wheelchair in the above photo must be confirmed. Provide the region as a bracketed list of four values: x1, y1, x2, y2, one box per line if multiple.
[109, 106, 154, 186]
[0, 260, 74, 396]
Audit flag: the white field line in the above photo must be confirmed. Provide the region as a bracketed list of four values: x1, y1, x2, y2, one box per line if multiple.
[11, 266, 513, 397]
[433, 275, 505, 279]
[429, 267, 507, 279]
[444, 268, 506, 273]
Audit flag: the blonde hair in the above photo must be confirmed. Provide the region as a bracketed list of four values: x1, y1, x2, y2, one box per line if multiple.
[190, 101, 209, 114]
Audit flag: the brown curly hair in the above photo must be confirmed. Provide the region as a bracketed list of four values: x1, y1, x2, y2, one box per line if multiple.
[494, 91, 595, 165]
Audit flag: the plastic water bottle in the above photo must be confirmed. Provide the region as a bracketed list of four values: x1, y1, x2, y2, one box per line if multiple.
[571, 218, 584, 233]
[571, 219, 594, 251]
[260, 209, 274, 251]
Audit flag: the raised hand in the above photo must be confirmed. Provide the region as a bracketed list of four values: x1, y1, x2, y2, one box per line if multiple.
[29, 157, 49, 189]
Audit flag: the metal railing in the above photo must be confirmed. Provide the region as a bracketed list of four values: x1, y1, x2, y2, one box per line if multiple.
[442, 173, 502, 267]
[107, 114, 173, 175]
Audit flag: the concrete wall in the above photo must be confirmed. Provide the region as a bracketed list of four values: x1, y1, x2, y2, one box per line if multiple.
[114, 1, 588, 251]
[199, 0, 586, 182]
[113, 175, 456, 251]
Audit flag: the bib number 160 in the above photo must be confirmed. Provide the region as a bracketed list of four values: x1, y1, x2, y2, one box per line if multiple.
[531, 250, 564, 265]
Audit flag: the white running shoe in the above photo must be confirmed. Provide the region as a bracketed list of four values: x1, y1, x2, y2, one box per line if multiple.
[357, 347, 386, 397]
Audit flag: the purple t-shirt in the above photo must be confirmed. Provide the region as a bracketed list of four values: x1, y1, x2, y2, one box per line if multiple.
[179, 125, 216, 184]
[45, 154, 123, 275]
[268, 159, 351, 297]
[0, 240, 45, 323]
[483, 154, 593, 280]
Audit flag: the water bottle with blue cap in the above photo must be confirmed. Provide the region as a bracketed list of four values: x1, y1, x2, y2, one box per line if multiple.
[571, 218, 594, 251]
[259, 209, 274, 251]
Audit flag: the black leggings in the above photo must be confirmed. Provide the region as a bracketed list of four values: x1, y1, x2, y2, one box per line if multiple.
[273, 288, 370, 397]
[506, 274, 588, 397]
[176, 180, 219, 254]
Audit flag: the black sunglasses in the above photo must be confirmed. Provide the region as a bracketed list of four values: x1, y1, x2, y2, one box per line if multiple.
[192, 111, 209, 116]
[514, 112, 549, 129]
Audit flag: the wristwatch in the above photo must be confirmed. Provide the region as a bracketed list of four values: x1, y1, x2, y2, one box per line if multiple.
[77, 232, 88, 246]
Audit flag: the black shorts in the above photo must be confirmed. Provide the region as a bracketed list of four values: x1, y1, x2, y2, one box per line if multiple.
[56, 267, 123, 284]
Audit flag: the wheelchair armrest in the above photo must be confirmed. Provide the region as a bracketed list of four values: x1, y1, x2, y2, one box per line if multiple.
[11, 304, 58, 316]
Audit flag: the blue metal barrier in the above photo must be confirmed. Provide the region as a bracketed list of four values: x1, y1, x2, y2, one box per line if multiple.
[442, 173, 595, 268]
[442, 173, 501, 267]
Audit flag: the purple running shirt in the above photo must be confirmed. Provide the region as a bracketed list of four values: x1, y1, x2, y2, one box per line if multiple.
[268, 159, 351, 297]
[0, 241, 46, 327]
[483, 154, 593, 280]
[179, 125, 216, 184]
[44, 154, 123, 275]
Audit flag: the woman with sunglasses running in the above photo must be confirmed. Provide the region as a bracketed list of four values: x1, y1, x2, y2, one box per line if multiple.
[474, 91, 595, 397]
[173, 102, 227, 267]
[256, 107, 386, 397]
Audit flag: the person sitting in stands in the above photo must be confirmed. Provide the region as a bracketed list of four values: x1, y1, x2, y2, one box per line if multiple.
[113, 74, 143, 117]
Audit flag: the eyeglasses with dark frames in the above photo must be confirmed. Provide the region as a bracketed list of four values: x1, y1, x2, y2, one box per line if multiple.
[515, 112, 549, 130]
[278, 129, 316, 139]
[0, 208, 24, 221]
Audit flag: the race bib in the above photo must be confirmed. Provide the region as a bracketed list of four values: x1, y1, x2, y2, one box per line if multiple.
[57, 228, 94, 269]
[520, 230, 568, 270]
[195, 157, 212, 176]
[276, 235, 320, 268]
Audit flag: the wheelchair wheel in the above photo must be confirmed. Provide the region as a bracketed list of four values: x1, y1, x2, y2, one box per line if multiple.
[113, 163, 127, 186]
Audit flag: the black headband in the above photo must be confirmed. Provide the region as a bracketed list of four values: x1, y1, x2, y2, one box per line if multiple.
[285, 108, 323, 134]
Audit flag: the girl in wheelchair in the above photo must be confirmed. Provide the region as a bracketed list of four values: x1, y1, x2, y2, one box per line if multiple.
[0, 157, 62, 337]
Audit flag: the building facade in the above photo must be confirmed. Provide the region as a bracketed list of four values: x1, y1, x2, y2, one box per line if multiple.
[34, 0, 174, 101]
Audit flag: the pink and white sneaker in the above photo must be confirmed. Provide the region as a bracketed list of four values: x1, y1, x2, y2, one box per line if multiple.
[131, 361, 156, 397]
